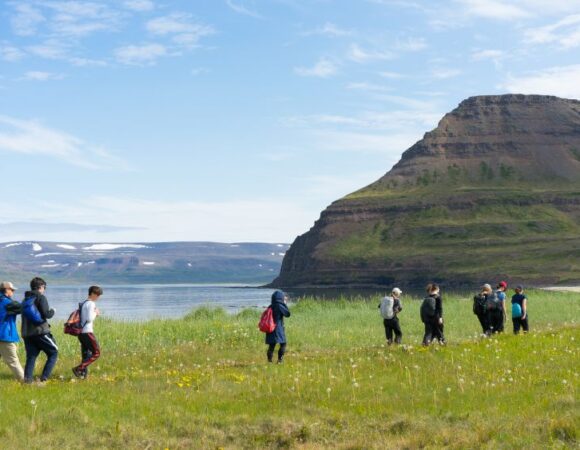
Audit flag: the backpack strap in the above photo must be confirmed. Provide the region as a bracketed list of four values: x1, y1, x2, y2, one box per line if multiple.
[78, 300, 89, 328]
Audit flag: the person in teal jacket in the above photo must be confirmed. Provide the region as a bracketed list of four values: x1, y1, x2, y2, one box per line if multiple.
[0, 281, 24, 381]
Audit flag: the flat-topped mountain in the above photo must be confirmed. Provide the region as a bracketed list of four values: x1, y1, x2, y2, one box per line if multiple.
[271, 94, 580, 288]
[0, 241, 289, 285]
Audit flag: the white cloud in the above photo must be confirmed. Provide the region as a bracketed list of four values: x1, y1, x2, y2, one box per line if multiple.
[525, 14, 580, 49]
[146, 13, 214, 48]
[294, 58, 338, 78]
[225, 0, 263, 19]
[346, 82, 393, 93]
[502, 64, 580, 99]
[431, 67, 462, 79]
[0, 115, 127, 169]
[347, 43, 393, 63]
[8, 195, 318, 242]
[455, 0, 531, 20]
[22, 71, 65, 81]
[27, 40, 69, 60]
[472, 49, 504, 60]
[379, 71, 405, 79]
[124, 0, 155, 12]
[11, 4, 45, 36]
[301, 22, 353, 37]
[471, 49, 506, 68]
[0, 45, 25, 62]
[395, 37, 427, 52]
[114, 43, 168, 66]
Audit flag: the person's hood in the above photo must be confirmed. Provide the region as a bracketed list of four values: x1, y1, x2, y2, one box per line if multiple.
[271, 290, 286, 304]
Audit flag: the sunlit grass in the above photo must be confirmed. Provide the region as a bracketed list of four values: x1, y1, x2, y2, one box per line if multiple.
[0, 289, 578, 448]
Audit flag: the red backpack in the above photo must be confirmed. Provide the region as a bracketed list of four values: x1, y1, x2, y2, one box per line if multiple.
[258, 306, 276, 333]
[64, 301, 86, 336]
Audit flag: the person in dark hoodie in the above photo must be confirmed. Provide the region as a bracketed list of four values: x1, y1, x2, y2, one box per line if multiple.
[21, 277, 58, 384]
[265, 290, 291, 364]
[0, 281, 24, 381]
[421, 283, 446, 346]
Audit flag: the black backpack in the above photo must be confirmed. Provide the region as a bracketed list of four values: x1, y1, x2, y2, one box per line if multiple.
[420, 296, 437, 323]
[473, 294, 487, 315]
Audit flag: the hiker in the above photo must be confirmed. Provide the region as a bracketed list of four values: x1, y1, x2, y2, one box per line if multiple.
[481, 283, 503, 334]
[72, 286, 103, 379]
[378, 287, 403, 345]
[473, 285, 490, 335]
[265, 290, 290, 363]
[421, 283, 446, 346]
[493, 281, 508, 333]
[21, 277, 58, 384]
[0, 281, 24, 381]
[511, 285, 529, 334]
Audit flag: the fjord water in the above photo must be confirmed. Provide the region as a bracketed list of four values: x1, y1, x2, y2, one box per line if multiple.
[47, 284, 274, 321]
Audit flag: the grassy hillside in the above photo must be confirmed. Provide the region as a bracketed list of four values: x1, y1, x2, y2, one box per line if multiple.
[0, 290, 578, 448]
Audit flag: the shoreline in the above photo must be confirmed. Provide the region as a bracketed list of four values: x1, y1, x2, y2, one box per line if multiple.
[542, 286, 580, 293]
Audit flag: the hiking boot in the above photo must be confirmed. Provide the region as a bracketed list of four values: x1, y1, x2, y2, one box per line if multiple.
[72, 367, 85, 378]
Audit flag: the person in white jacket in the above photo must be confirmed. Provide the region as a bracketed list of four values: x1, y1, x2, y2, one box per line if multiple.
[72, 286, 103, 379]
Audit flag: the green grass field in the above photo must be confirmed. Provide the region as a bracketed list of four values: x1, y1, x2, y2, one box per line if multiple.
[1, 289, 578, 449]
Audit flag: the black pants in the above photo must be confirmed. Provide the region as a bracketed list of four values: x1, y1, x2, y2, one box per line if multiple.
[267, 343, 286, 362]
[422, 319, 445, 345]
[489, 310, 504, 333]
[476, 313, 491, 334]
[513, 316, 529, 334]
[383, 317, 402, 344]
[24, 334, 58, 382]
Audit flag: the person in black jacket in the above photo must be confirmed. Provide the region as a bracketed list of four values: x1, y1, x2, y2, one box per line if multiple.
[422, 283, 446, 346]
[21, 277, 58, 384]
[265, 290, 290, 363]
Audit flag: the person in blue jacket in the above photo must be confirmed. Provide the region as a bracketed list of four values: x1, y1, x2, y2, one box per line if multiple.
[266, 290, 290, 364]
[0, 281, 25, 381]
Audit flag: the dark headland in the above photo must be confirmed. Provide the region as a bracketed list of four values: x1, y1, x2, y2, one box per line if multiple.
[270, 94, 580, 289]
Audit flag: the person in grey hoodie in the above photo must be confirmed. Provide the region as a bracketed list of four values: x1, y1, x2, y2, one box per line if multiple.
[21, 277, 58, 383]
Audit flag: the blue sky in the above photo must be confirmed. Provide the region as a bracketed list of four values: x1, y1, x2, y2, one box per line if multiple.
[1, 0, 580, 243]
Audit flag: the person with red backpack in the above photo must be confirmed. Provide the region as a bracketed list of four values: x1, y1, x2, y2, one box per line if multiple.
[265, 290, 290, 363]
[72, 286, 103, 379]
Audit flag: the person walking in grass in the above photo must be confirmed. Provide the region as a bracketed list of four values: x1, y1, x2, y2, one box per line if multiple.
[511, 285, 529, 334]
[421, 283, 446, 346]
[0, 281, 24, 382]
[493, 281, 508, 333]
[265, 290, 290, 364]
[378, 287, 403, 345]
[473, 285, 491, 335]
[21, 277, 58, 384]
[72, 286, 103, 379]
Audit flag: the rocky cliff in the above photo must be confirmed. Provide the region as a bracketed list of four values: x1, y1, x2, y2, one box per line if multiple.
[271, 94, 580, 288]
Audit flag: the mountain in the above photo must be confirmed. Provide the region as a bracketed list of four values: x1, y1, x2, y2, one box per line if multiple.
[0, 241, 289, 285]
[271, 94, 580, 289]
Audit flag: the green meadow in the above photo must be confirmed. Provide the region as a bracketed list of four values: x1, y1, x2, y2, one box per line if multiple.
[1, 289, 578, 449]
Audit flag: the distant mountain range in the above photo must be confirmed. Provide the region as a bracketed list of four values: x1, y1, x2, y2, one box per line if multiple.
[0, 241, 289, 285]
[271, 94, 580, 288]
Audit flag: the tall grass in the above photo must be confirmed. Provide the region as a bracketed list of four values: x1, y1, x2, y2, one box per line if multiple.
[0, 289, 577, 449]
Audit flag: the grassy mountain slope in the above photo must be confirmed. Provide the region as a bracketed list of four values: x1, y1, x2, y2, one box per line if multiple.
[272, 95, 580, 288]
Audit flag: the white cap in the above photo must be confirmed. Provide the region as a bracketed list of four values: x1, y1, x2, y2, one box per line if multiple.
[392, 287, 403, 296]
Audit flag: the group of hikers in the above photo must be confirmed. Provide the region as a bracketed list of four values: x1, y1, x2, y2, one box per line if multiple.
[0, 277, 102, 384]
[262, 281, 529, 363]
[1, 277, 530, 378]
[379, 281, 529, 346]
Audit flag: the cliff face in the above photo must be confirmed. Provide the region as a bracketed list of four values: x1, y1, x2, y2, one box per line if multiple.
[272, 95, 580, 288]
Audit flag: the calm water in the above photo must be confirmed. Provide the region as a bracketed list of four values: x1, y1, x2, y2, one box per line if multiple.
[44, 285, 274, 321]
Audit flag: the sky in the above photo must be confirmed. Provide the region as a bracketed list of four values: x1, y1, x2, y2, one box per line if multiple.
[1, 0, 580, 244]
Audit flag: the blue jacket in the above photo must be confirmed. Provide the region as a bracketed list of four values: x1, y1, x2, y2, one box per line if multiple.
[265, 291, 291, 345]
[0, 294, 21, 343]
